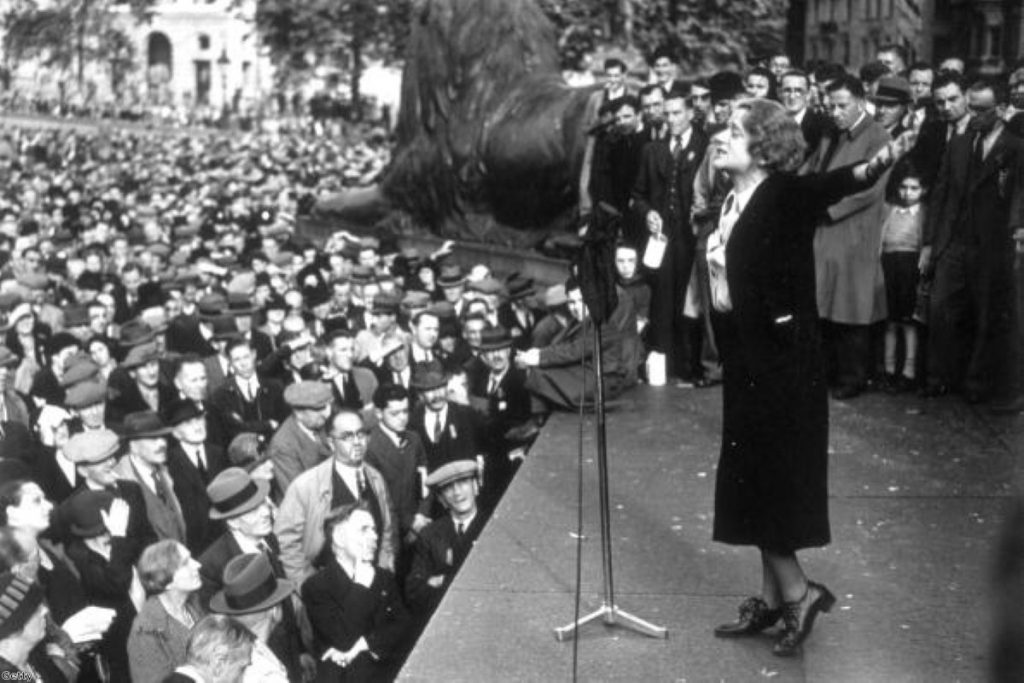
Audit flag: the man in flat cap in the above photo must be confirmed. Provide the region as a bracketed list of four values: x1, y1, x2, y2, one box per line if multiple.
[405, 460, 483, 616]
[113, 410, 187, 543]
[166, 399, 228, 554]
[267, 380, 333, 493]
[58, 428, 157, 559]
[276, 408, 396, 585]
[199, 468, 311, 681]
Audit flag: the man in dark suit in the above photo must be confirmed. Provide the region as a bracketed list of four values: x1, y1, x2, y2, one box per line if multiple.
[406, 460, 485, 617]
[921, 78, 1024, 412]
[909, 71, 972, 190]
[105, 342, 177, 432]
[169, 354, 228, 451]
[638, 84, 668, 142]
[166, 400, 228, 554]
[779, 69, 831, 157]
[198, 468, 310, 681]
[210, 338, 287, 442]
[590, 95, 649, 247]
[324, 329, 378, 411]
[497, 276, 539, 350]
[365, 384, 430, 551]
[632, 84, 708, 384]
[58, 429, 157, 559]
[466, 327, 534, 512]
[409, 361, 483, 473]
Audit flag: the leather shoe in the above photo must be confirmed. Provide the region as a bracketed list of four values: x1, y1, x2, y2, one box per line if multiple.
[713, 597, 782, 638]
[773, 581, 837, 657]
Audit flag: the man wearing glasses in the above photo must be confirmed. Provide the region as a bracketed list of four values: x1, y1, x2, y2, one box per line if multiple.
[778, 69, 831, 158]
[276, 408, 397, 585]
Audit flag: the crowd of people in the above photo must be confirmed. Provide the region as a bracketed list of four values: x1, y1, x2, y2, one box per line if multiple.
[0, 102, 649, 680]
[1, 38, 1023, 681]
[583, 44, 1024, 412]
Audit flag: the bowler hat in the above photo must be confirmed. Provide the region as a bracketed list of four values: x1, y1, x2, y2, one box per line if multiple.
[348, 265, 375, 285]
[65, 429, 121, 464]
[466, 277, 506, 297]
[65, 490, 114, 538]
[206, 467, 271, 520]
[209, 315, 240, 341]
[505, 274, 535, 301]
[197, 293, 228, 320]
[425, 459, 479, 488]
[209, 553, 294, 615]
[371, 292, 401, 315]
[410, 360, 447, 391]
[227, 291, 255, 316]
[122, 411, 172, 439]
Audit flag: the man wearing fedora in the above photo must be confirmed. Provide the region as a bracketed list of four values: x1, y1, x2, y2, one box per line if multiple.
[201, 314, 240, 394]
[211, 337, 288, 443]
[498, 274, 539, 350]
[209, 553, 302, 682]
[106, 341, 177, 431]
[276, 408, 396, 585]
[201, 469, 309, 682]
[406, 460, 485, 616]
[467, 326, 534, 511]
[873, 76, 913, 140]
[57, 429, 157, 556]
[227, 290, 274, 362]
[437, 263, 468, 318]
[114, 410, 187, 543]
[64, 378, 107, 435]
[166, 399, 228, 554]
[169, 353, 229, 451]
[267, 380, 333, 494]
[409, 360, 484, 475]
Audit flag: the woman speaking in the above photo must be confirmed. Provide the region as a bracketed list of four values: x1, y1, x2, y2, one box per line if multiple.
[706, 98, 913, 657]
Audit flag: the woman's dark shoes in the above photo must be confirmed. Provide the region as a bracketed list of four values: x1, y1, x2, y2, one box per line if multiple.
[772, 581, 837, 657]
[713, 597, 782, 638]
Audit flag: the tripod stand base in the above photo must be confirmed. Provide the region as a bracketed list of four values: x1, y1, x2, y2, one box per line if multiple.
[554, 602, 668, 641]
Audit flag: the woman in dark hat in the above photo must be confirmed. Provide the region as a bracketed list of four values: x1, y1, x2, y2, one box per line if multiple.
[64, 491, 139, 682]
[127, 539, 206, 683]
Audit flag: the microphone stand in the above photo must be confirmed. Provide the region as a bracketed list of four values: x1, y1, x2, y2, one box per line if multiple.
[554, 320, 667, 642]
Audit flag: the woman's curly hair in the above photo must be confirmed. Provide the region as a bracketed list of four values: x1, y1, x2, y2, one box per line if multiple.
[734, 98, 807, 173]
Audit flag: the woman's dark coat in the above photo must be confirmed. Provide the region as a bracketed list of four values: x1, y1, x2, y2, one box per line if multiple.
[713, 165, 869, 552]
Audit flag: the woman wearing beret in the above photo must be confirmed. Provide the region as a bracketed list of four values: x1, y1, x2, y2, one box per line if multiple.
[0, 571, 69, 682]
[706, 99, 914, 656]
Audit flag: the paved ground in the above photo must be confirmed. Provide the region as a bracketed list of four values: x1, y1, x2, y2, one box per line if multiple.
[400, 383, 1022, 682]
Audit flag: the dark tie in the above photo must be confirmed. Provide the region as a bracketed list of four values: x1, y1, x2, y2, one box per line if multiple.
[671, 135, 682, 157]
[194, 447, 206, 478]
[970, 131, 985, 176]
[154, 468, 174, 509]
[456, 522, 465, 536]
[432, 415, 442, 443]
[355, 468, 366, 497]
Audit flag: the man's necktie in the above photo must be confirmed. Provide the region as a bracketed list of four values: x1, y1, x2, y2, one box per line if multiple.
[355, 468, 366, 498]
[154, 468, 174, 509]
[456, 522, 465, 536]
[194, 446, 206, 478]
[488, 375, 499, 396]
[671, 135, 682, 157]
[432, 414, 443, 442]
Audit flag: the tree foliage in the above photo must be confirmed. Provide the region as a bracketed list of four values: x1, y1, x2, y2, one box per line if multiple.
[256, 0, 410, 106]
[1, 0, 153, 94]
[538, 0, 787, 72]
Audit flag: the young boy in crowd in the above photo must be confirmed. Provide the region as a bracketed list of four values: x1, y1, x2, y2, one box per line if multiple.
[880, 167, 926, 392]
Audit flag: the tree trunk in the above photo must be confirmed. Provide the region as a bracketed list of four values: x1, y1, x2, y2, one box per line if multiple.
[619, 0, 633, 48]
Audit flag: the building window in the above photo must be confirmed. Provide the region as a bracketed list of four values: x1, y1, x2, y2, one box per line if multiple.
[989, 25, 1002, 57]
[198, 34, 210, 50]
